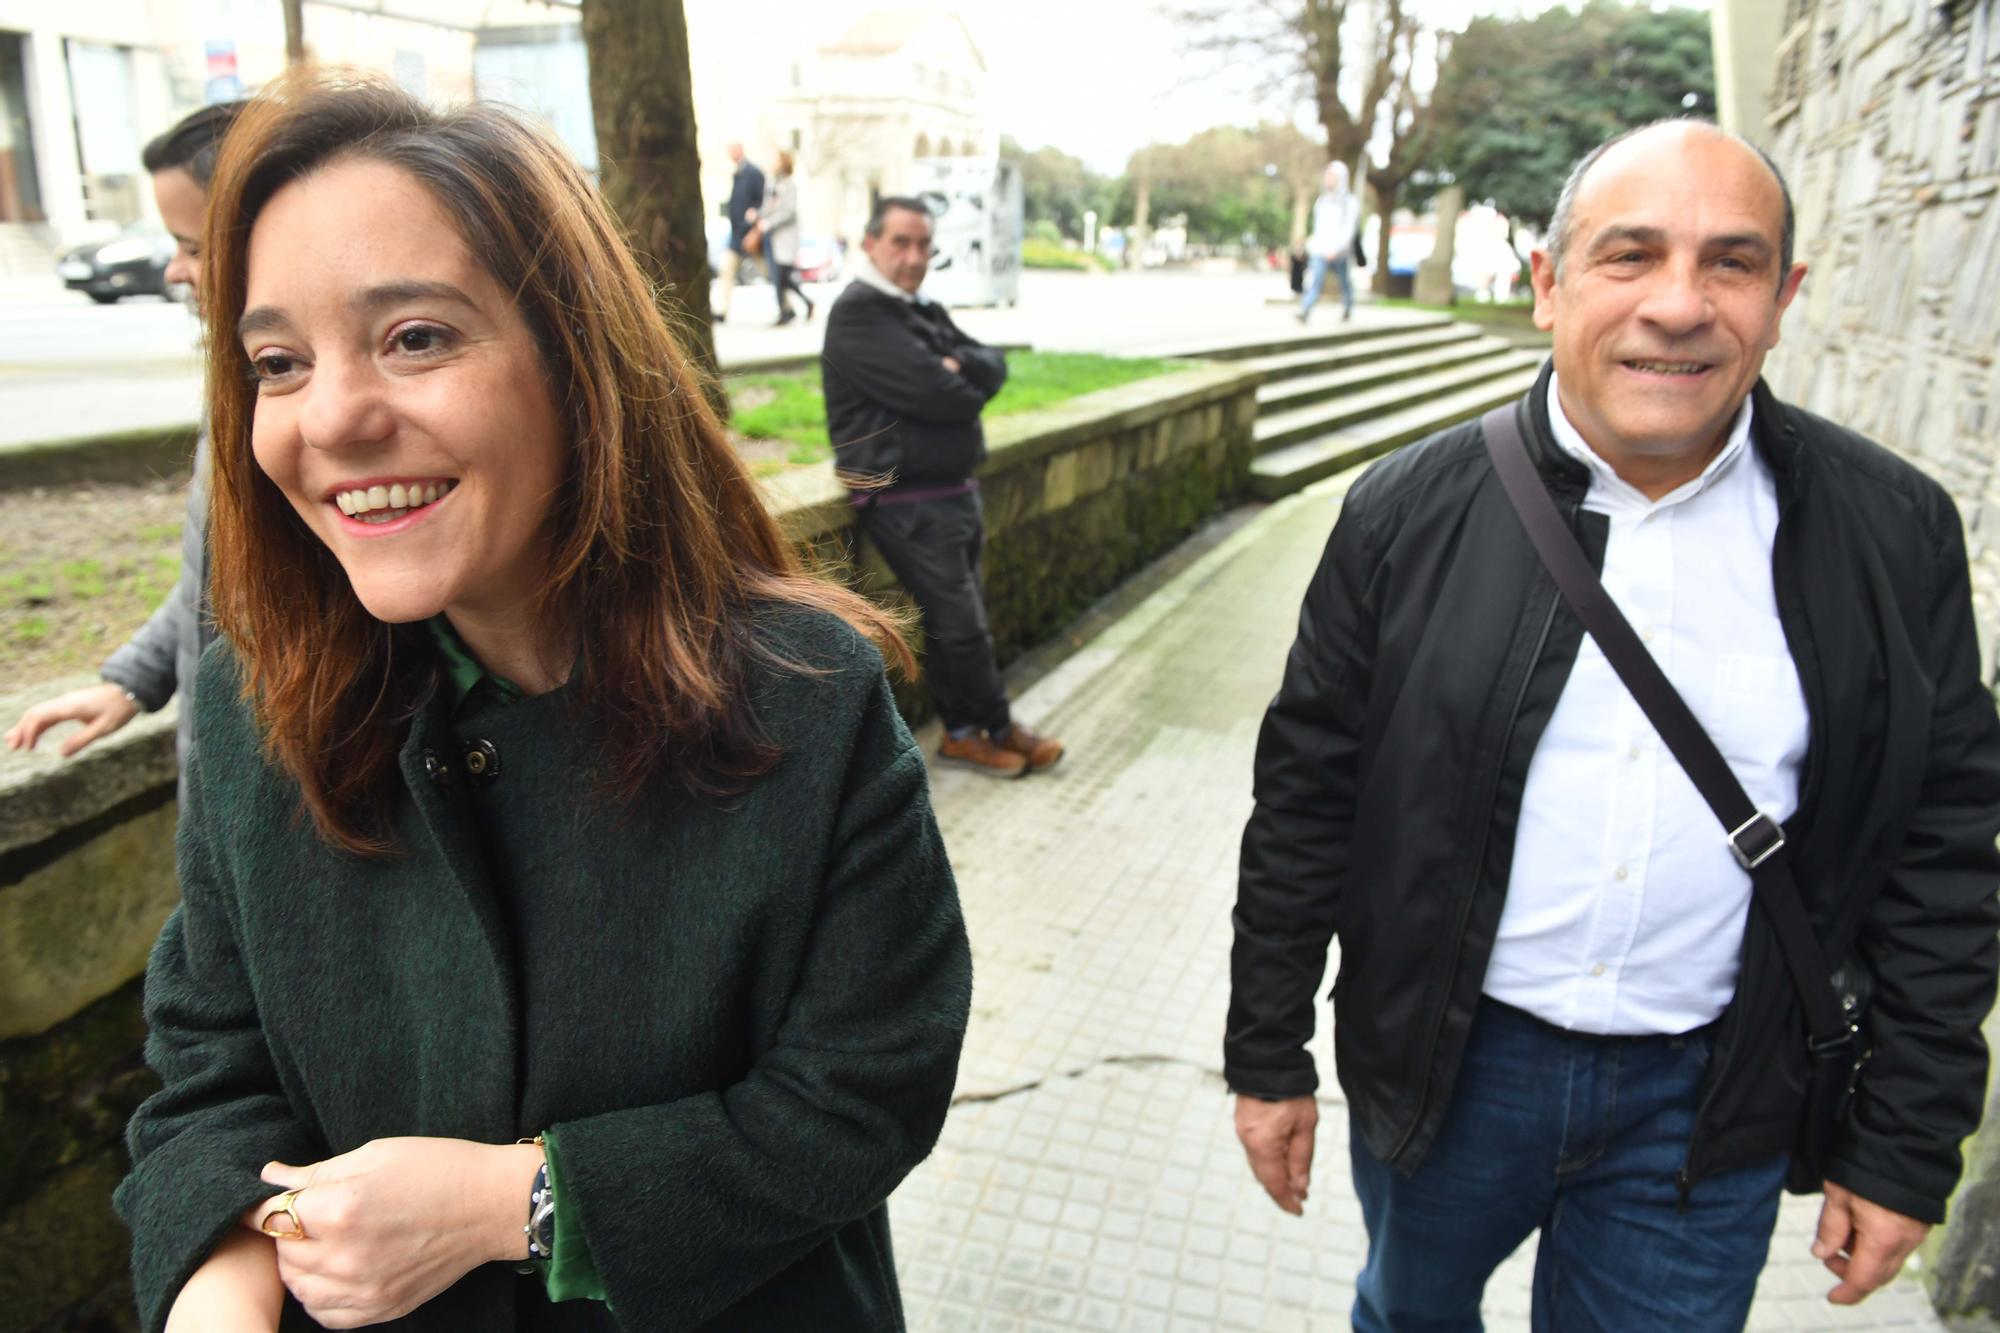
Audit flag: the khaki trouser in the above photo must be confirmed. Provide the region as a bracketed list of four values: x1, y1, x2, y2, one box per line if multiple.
[714, 248, 762, 317]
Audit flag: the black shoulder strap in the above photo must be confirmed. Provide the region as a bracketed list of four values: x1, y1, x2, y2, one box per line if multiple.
[1478, 404, 1848, 1046]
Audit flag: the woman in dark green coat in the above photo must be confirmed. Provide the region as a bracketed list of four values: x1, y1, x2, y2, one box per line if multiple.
[113, 71, 971, 1332]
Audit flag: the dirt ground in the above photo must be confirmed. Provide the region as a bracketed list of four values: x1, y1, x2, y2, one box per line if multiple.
[0, 476, 188, 697]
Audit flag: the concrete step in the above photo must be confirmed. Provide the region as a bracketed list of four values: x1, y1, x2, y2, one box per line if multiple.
[1253, 348, 1544, 454]
[1248, 365, 1542, 500]
[1150, 313, 1458, 363]
[1256, 335, 1520, 417]
[1241, 323, 1487, 384]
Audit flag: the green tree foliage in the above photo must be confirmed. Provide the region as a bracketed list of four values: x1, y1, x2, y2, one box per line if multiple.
[1125, 125, 1319, 248]
[1001, 137, 1117, 240]
[1425, 1, 1715, 250]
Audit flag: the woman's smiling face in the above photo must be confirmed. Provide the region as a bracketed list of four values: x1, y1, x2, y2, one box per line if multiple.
[241, 156, 566, 632]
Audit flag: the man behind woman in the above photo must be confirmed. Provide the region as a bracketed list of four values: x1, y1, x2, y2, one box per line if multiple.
[5, 101, 243, 770]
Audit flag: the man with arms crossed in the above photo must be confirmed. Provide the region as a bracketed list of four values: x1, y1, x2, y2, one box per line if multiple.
[821, 197, 1064, 779]
[1227, 119, 2000, 1328]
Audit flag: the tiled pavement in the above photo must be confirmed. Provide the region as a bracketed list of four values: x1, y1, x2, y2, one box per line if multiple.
[887, 472, 1958, 1332]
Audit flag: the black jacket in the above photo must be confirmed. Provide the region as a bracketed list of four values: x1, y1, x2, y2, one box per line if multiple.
[726, 161, 765, 247]
[820, 282, 1006, 490]
[1227, 361, 2000, 1224]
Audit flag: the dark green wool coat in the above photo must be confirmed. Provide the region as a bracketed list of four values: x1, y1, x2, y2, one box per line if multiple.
[113, 609, 973, 1331]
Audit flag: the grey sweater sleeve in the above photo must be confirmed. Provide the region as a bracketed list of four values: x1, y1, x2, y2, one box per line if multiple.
[100, 431, 207, 713]
[100, 582, 186, 711]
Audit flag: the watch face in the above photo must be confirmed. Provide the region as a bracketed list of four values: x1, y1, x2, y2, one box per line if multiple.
[529, 1165, 556, 1259]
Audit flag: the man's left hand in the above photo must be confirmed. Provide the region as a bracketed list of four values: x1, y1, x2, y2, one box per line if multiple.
[1812, 1179, 1930, 1305]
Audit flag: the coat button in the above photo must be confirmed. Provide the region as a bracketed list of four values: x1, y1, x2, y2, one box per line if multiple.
[422, 750, 452, 787]
[464, 739, 500, 780]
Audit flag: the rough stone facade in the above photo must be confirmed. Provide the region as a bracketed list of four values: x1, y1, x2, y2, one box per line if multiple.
[1758, 0, 2000, 677]
[0, 362, 1260, 1331]
[1748, 1, 2000, 1314]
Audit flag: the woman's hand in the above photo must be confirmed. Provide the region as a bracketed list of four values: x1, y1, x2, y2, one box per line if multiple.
[164, 1229, 284, 1332]
[5, 682, 141, 755]
[245, 1137, 543, 1329]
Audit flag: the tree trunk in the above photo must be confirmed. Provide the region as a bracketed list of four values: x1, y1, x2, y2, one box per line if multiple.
[579, 0, 724, 417]
[1370, 178, 1399, 295]
[282, 0, 305, 65]
[1129, 177, 1151, 270]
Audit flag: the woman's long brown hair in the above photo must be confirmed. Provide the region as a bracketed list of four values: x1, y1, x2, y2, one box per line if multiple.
[202, 70, 911, 855]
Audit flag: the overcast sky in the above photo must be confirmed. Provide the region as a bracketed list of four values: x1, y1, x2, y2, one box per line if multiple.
[694, 0, 1714, 175]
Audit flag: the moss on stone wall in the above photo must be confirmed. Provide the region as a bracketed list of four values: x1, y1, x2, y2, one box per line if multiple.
[2, 980, 153, 1330]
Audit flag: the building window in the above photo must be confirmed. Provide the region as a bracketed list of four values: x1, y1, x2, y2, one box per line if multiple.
[790, 128, 802, 151]
[790, 63, 802, 89]
[915, 132, 932, 157]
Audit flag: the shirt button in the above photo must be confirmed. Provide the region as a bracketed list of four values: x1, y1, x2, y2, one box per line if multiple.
[1614, 865, 1630, 882]
[1642, 627, 1658, 644]
[421, 750, 452, 788]
[1628, 744, 1642, 761]
[1591, 962, 1608, 977]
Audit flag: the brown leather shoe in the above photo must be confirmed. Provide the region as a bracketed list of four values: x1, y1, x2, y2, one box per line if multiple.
[938, 731, 1029, 778]
[998, 723, 1064, 772]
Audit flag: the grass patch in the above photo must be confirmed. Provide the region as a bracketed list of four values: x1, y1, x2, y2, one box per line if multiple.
[1022, 239, 1114, 272]
[730, 351, 1186, 462]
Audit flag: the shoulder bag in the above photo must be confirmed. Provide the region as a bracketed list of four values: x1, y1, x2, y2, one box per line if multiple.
[1479, 404, 1870, 1192]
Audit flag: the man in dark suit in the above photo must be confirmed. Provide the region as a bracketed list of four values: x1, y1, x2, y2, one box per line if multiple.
[820, 197, 1065, 779]
[713, 142, 764, 323]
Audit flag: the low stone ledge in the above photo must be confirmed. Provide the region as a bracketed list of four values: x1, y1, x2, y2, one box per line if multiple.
[0, 675, 177, 858]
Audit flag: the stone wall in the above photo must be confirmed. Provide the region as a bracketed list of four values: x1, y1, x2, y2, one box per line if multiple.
[0, 361, 1259, 1330]
[1758, 0, 2000, 675]
[1749, 0, 2000, 1314]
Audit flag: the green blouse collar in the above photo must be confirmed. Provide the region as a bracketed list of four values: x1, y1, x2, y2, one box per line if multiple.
[426, 616, 526, 716]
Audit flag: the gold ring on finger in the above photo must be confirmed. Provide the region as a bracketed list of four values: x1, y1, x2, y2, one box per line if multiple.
[259, 1188, 308, 1241]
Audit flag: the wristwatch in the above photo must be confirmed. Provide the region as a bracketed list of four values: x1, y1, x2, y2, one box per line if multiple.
[518, 1134, 555, 1267]
[526, 1162, 555, 1261]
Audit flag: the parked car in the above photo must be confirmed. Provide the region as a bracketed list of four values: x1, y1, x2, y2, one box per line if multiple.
[793, 234, 844, 284]
[56, 227, 181, 304]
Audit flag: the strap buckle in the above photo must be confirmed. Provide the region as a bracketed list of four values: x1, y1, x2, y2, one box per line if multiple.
[1727, 812, 1786, 871]
[1807, 1027, 1857, 1060]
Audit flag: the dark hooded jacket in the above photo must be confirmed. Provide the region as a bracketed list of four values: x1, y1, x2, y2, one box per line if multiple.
[820, 281, 1006, 491]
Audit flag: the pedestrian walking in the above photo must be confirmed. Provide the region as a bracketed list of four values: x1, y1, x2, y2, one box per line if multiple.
[1297, 161, 1358, 324]
[820, 196, 1064, 779]
[760, 150, 815, 326]
[711, 140, 765, 323]
[1228, 119, 2000, 1330]
[114, 72, 970, 1333]
[4, 100, 244, 775]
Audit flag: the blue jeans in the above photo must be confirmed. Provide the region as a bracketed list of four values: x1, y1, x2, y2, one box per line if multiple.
[1300, 252, 1352, 320]
[1349, 1000, 1788, 1332]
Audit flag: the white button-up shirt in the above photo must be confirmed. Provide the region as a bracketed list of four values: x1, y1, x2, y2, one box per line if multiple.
[1481, 375, 1811, 1035]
